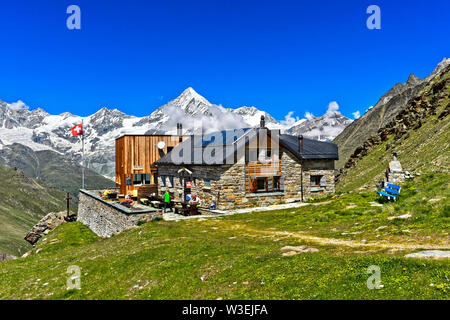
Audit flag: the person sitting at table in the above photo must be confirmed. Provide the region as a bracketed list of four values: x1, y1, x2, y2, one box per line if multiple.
[103, 188, 111, 199]
[189, 194, 201, 207]
[124, 192, 134, 206]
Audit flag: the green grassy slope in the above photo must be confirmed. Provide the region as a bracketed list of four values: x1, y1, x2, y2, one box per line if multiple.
[0, 174, 448, 300]
[337, 68, 449, 193]
[0, 166, 66, 256]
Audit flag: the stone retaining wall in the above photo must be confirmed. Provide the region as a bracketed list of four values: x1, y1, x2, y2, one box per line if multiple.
[77, 190, 161, 238]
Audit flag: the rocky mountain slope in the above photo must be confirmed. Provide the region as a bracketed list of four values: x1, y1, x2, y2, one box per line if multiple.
[1, 88, 351, 178]
[0, 165, 67, 256]
[337, 64, 450, 192]
[334, 58, 450, 168]
[287, 109, 352, 141]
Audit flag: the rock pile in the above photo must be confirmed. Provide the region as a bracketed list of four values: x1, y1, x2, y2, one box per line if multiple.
[24, 211, 67, 245]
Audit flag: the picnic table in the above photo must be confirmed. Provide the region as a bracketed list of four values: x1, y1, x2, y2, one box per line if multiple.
[173, 201, 199, 216]
[107, 192, 118, 200]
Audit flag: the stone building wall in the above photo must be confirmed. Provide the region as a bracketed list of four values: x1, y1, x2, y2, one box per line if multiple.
[157, 148, 336, 210]
[77, 190, 161, 238]
[281, 150, 303, 201]
[302, 160, 335, 198]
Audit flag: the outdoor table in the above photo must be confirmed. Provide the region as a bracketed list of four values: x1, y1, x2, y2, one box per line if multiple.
[107, 192, 118, 200]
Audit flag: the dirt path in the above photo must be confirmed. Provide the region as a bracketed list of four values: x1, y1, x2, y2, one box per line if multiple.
[209, 222, 450, 251]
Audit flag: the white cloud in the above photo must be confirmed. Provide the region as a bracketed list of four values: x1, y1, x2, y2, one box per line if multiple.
[7, 100, 29, 111]
[326, 101, 339, 113]
[352, 110, 361, 119]
[305, 112, 315, 120]
[280, 111, 300, 127]
[160, 103, 248, 134]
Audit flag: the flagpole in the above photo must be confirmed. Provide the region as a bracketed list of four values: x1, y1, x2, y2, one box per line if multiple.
[82, 119, 85, 190]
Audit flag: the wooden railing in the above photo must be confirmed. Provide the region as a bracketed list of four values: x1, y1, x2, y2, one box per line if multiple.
[245, 161, 281, 193]
[245, 161, 281, 177]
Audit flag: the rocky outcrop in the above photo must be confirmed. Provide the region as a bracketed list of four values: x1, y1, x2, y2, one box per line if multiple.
[24, 211, 68, 245]
[334, 58, 450, 168]
[0, 253, 17, 262]
[337, 66, 450, 180]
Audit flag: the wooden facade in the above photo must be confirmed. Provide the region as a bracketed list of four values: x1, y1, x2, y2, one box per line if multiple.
[244, 132, 282, 193]
[115, 135, 187, 195]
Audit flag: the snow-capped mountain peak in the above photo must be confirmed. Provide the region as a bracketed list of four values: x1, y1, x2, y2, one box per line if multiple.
[287, 110, 352, 142]
[170, 87, 213, 115]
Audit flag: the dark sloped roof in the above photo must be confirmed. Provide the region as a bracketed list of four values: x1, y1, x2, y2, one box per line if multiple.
[155, 128, 338, 165]
[280, 134, 339, 160]
[194, 128, 251, 146]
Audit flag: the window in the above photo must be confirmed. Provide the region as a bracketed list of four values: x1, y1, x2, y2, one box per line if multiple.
[133, 174, 142, 185]
[273, 176, 280, 190]
[167, 176, 174, 188]
[310, 175, 323, 187]
[256, 178, 267, 192]
[159, 176, 166, 187]
[250, 176, 283, 193]
[204, 179, 211, 187]
[133, 173, 151, 185]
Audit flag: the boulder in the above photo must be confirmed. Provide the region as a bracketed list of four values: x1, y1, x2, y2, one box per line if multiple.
[0, 253, 17, 262]
[405, 250, 450, 259]
[24, 211, 67, 245]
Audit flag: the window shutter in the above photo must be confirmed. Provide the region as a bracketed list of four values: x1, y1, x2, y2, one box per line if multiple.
[280, 177, 285, 191]
[320, 176, 327, 187]
[267, 177, 273, 191]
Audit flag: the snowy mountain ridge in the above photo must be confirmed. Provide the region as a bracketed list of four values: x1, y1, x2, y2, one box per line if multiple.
[0, 88, 352, 178]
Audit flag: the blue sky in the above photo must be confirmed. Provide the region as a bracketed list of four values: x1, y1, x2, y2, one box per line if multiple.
[0, 0, 449, 121]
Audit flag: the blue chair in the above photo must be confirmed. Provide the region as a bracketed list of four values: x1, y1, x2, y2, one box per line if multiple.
[375, 183, 401, 201]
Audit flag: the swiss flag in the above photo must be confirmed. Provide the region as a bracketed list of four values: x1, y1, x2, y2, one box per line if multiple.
[72, 123, 83, 136]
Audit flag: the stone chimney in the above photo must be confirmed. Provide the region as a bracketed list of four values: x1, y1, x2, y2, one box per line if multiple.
[299, 135, 303, 154]
[177, 123, 183, 136]
[260, 115, 265, 128]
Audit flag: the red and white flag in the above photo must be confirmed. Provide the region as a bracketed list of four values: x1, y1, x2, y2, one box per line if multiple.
[72, 123, 83, 136]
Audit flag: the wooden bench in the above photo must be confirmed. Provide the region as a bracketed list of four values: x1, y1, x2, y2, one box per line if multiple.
[375, 183, 401, 201]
